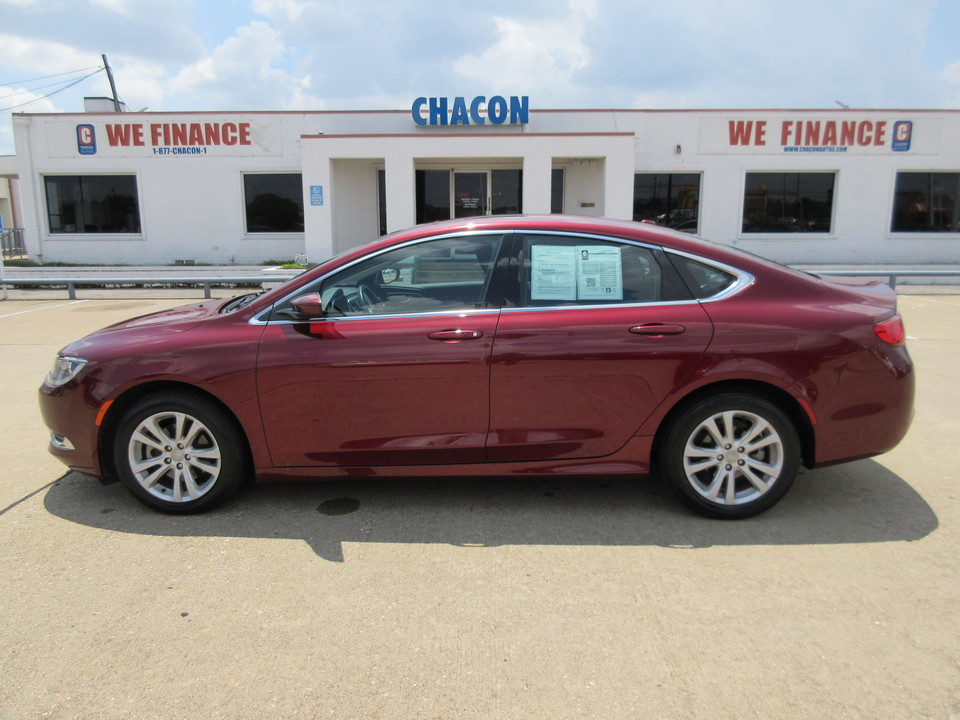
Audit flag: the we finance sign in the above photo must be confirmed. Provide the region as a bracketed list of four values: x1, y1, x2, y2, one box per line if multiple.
[59, 117, 283, 158]
[699, 115, 940, 155]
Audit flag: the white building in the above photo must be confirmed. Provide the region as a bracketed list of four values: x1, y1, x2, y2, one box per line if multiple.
[11, 99, 960, 266]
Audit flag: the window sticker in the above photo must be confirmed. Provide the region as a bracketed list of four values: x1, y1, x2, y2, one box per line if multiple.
[577, 246, 623, 300]
[530, 245, 623, 301]
[531, 245, 577, 300]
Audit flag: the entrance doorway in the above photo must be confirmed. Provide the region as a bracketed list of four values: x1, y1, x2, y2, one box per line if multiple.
[454, 172, 488, 218]
[378, 166, 561, 235]
[415, 169, 523, 224]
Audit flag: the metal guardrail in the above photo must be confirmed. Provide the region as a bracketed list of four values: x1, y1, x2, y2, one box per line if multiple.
[1, 228, 26, 259]
[0, 275, 300, 300]
[809, 269, 960, 288]
[1, 268, 958, 300]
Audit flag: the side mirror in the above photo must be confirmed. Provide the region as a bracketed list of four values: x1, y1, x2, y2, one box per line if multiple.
[289, 292, 323, 317]
[380, 268, 399, 284]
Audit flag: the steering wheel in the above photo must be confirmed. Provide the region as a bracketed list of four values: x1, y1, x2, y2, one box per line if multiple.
[355, 283, 384, 312]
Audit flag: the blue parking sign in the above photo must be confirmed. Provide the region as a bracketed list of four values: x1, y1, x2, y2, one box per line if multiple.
[310, 185, 324, 206]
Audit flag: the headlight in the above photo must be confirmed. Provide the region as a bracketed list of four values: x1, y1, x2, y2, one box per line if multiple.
[46, 356, 88, 387]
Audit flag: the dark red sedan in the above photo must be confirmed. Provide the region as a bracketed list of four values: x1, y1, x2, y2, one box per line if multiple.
[39, 215, 914, 518]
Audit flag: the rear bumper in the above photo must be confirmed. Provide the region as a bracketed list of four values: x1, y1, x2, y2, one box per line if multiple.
[808, 343, 914, 466]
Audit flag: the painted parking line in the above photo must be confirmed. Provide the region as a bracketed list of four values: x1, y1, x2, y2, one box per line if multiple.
[0, 300, 88, 319]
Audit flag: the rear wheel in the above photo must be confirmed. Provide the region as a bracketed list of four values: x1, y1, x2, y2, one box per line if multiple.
[112, 392, 249, 514]
[661, 393, 800, 519]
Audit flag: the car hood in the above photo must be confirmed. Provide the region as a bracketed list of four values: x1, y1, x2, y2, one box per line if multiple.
[59, 300, 224, 357]
[98, 299, 223, 333]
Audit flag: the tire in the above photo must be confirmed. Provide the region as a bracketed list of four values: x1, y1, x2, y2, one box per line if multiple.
[111, 391, 249, 514]
[661, 392, 800, 519]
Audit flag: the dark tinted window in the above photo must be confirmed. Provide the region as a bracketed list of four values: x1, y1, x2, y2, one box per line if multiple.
[244, 173, 304, 232]
[416, 170, 451, 223]
[491, 170, 522, 215]
[633, 173, 701, 233]
[551, 169, 564, 213]
[669, 254, 738, 299]
[891, 172, 960, 232]
[45, 175, 141, 233]
[742, 172, 835, 233]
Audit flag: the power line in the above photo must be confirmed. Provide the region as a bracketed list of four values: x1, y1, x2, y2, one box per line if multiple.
[3, 74, 104, 100]
[0, 68, 105, 114]
[1, 66, 103, 88]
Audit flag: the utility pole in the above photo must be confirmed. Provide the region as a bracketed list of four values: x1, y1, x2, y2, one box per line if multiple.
[102, 54, 122, 112]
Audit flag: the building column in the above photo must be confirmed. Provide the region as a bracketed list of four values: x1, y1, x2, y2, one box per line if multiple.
[603, 149, 635, 221]
[522, 154, 553, 215]
[303, 158, 334, 262]
[385, 155, 416, 232]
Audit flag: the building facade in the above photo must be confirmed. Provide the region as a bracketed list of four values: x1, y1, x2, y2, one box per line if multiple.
[11, 101, 960, 266]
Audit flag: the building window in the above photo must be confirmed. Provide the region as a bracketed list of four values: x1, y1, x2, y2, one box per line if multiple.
[243, 173, 304, 233]
[891, 172, 960, 232]
[45, 175, 141, 234]
[416, 170, 452, 224]
[491, 169, 522, 215]
[742, 172, 835, 233]
[633, 173, 701, 233]
[551, 169, 564, 213]
[378, 170, 387, 236]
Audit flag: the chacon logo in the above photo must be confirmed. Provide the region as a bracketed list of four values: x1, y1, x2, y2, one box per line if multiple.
[892, 121, 912, 152]
[412, 96, 529, 126]
[76, 124, 96, 155]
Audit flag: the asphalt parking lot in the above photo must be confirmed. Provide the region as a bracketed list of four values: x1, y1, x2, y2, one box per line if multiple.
[1, 291, 958, 719]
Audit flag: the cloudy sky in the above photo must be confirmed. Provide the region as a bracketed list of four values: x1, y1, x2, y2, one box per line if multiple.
[2, 0, 959, 155]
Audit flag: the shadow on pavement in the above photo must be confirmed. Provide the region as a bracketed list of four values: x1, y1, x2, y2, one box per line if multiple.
[42, 459, 938, 562]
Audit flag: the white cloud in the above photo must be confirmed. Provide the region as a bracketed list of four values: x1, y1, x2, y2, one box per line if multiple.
[252, 0, 312, 22]
[0, 34, 102, 75]
[453, 1, 596, 104]
[88, 0, 134, 15]
[941, 58, 960, 84]
[171, 21, 304, 109]
[0, 85, 60, 156]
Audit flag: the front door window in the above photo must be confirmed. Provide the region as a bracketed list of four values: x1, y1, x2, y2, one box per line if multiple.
[454, 172, 488, 218]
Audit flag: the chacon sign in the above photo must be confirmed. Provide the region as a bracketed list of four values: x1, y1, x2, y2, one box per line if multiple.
[412, 95, 529, 126]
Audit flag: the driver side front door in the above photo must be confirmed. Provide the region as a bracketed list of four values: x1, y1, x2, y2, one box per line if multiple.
[256, 233, 505, 468]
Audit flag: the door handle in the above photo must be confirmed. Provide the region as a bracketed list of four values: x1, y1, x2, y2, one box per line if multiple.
[427, 329, 484, 342]
[629, 323, 686, 337]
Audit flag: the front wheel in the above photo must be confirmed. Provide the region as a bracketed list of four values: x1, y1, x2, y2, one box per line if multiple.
[660, 393, 800, 519]
[111, 392, 249, 514]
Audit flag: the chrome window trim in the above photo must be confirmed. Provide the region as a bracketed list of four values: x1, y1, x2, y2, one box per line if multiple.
[501, 299, 701, 314]
[250, 229, 508, 326]
[249, 228, 755, 325]
[514, 230, 752, 308]
[516, 229, 661, 252]
[260, 307, 503, 326]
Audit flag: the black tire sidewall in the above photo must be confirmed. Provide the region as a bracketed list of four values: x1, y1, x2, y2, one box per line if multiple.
[662, 393, 800, 519]
[111, 392, 247, 514]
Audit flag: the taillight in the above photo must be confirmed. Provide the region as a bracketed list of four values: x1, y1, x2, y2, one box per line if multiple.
[874, 314, 906, 346]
